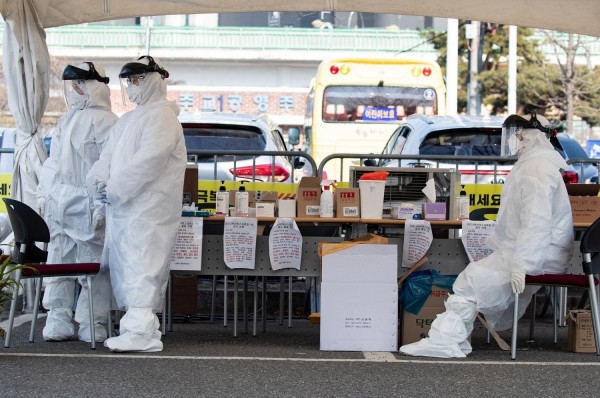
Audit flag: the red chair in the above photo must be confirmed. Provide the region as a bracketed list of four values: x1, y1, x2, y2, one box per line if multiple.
[510, 216, 600, 359]
[2, 198, 101, 349]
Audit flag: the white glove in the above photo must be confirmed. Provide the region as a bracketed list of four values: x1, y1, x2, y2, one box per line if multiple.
[91, 208, 105, 231]
[36, 197, 46, 218]
[95, 180, 107, 201]
[510, 270, 526, 294]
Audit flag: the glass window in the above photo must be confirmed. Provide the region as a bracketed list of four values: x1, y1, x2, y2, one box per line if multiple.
[418, 128, 502, 163]
[183, 124, 266, 162]
[322, 85, 437, 123]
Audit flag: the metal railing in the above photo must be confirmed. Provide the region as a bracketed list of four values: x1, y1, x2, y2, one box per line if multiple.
[186, 149, 317, 182]
[567, 158, 600, 183]
[319, 153, 517, 183]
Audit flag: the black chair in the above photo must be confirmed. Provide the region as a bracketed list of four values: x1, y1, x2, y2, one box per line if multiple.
[510, 216, 600, 359]
[2, 198, 101, 349]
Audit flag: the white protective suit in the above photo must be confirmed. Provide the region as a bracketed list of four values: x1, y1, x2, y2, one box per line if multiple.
[87, 64, 187, 352]
[400, 127, 574, 358]
[37, 63, 118, 342]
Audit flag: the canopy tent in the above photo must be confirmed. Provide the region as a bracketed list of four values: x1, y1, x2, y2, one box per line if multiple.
[0, 0, 599, 208]
[2, 0, 599, 36]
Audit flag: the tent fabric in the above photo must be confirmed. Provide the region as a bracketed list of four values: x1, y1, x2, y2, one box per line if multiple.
[1, 0, 599, 37]
[2, 0, 49, 208]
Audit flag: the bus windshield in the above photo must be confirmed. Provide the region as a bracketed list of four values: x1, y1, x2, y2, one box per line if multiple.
[323, 85, 437, 122]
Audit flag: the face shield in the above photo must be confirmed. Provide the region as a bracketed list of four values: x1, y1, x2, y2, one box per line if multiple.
[501, 114, 553, 157]
[118, 55, 169, 106]
[61, 62, 109, 110]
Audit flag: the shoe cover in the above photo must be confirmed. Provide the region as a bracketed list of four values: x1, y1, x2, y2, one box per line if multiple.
[78, 323, 108, 343]
[104, 307, 162, 352]
[43, 308, 75, 341]
[428, 311, 470, 346]
[103, 332, 163, 352]
[458, 339, 472, 355]
[399, 337, 466, 358]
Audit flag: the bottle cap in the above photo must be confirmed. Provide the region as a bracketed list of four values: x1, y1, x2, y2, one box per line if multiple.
[239, 181, 246, 192]
[219, 180, 226, 192]
[460, 185, 467, 196]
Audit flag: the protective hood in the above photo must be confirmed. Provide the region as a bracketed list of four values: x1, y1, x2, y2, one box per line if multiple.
[517, 128, 568, 170]
[131, 71, 168, 107]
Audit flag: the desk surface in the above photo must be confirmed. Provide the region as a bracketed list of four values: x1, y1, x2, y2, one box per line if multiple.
[198, 216, 592, 229]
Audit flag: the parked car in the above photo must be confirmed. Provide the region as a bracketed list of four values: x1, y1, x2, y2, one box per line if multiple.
[179, 112, 303, 183]
[554, 133, 598, 183]
[379, 114, 510, 183]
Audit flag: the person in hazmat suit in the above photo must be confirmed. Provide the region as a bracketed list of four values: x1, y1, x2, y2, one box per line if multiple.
[36, 61, 118, 342]
[86, 55, 187, 352]
[400, 113, 574, 358]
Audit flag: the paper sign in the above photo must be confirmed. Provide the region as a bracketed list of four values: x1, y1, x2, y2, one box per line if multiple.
[223, 217, 257, 269]
[402, 219, 433, 268]
[461, 220, 495, 262]
[170, 217, 203, 271]
[268, 218, 302, 271]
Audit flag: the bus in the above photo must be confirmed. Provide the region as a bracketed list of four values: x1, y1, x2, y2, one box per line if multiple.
[304, 58, 446, 180]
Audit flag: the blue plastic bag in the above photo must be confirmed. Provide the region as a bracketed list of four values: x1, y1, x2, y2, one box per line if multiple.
[399, 269, 457, 315]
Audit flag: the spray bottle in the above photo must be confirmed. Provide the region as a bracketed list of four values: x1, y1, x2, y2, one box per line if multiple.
[235, 181, 249, 217]
[319, 180, 335, 218]
[215, 180, 229, 216]
[456, 185, 470, 220]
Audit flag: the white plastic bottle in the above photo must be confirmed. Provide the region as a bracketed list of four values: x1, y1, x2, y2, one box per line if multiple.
[235, 181, 249, 217]
[456, 185, 470, 220]
[215, 180, 229, 216]
[319, 180, 335, 218]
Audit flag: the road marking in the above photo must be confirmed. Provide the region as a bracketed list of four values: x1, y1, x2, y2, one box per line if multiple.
[1, 351, 600, 366]
[0, 313, 46, 329]
[364, 351, 397, 362]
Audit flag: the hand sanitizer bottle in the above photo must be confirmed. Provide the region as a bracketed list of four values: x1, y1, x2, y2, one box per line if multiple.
[456, 185, 470, 220]
[319, 180, 335, 218]
[216, 180, 229, 216]
[236, 181, 249, 217]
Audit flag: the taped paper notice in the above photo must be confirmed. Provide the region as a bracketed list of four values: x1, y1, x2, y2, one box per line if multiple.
[224, 217, 257, 269]
[461, 220, 495, 262]
[269, 218, 302, 271]
[402, 219, 433, 268]
[170, 217, 203, 271]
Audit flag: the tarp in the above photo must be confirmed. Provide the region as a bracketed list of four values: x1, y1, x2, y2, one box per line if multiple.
[2, 0, 599, 37]
[2, 0, 49, 207]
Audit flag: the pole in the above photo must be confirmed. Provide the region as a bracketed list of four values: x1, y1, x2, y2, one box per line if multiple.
[508, 25, 517, 114]
[446, 19, 459, 115]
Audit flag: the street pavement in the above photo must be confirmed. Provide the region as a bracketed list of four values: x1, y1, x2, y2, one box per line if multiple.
[1, 311, 600, 397]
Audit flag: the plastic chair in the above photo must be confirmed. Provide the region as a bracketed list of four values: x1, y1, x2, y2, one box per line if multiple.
[510, 216, 600, 359]
[2, 198, 101, 349]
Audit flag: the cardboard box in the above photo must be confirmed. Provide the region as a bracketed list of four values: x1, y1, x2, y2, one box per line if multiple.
[296, 177, 321, 218]
[401, 286, 450, 345]
[278, 198, 296, 218]
[182, 164, 198, 205]
[320, 243, 398, 351]
[422, 202, 446, 220]
[567, 184, 600, 223]
[256, 202, 275, 217]
[335, 188, 360, 218]
[567, 310, 597, 353]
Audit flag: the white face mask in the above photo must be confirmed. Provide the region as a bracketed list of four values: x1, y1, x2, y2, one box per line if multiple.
[69, 89, 89, 110]
[507, 134, 523, 156]
[126, 83, 143, 105]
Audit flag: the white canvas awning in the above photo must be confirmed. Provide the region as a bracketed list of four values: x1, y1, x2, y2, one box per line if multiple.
[2, 0, 599, 37]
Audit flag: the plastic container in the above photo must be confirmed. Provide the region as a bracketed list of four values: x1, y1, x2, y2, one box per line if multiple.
[358, 180, 386, 219]
[215, 180, 229, 216]
[235, 181, 249, 217]
[456, 185, 470, 220]
[319, 180, 335, 218]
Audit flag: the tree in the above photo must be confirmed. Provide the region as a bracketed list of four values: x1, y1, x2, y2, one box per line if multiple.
[423, 23, 600, 130]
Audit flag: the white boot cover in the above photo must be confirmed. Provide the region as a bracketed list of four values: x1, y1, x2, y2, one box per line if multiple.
[42, 279, 76, 341]
[104, 307, 162, 352]
[400, 295, 477, 358]
[78, 323, 108, 343]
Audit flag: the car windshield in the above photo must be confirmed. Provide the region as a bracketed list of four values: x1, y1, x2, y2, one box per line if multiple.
[183, 124, 266, 162]
[558, 136, 588, 160]
[418, 128, 502, 163]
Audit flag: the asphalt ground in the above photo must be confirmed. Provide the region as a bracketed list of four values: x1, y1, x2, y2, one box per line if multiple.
[2, 309, 600, 398]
